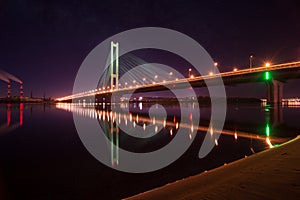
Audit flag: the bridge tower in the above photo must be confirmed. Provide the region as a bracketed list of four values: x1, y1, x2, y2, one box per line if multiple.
[110, 41, 119, 90]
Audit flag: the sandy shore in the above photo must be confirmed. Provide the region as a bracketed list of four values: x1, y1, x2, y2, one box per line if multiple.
[126, 136, 300, 200]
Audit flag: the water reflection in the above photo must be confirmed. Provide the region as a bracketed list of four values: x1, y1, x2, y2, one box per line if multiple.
[56, 102, 292, 167]
[1, 102, 299, 199]
[0, 103, 23, 135]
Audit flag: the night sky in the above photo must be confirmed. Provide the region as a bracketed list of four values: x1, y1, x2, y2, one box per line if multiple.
[0, 0, 300, 98]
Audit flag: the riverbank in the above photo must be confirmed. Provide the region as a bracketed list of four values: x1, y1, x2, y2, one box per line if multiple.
[126, 136, 300, 200]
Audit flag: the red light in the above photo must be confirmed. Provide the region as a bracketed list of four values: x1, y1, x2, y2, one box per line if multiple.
[7, 104, 11, 126]
[20, 103, 23, 125]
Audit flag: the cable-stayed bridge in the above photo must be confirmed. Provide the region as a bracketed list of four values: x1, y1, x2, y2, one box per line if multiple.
[57, 42, 300, 104]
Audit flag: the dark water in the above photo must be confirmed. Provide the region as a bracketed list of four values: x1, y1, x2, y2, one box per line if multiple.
[0, 102, 299, 200]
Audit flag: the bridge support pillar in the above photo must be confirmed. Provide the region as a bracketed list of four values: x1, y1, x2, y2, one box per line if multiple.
[267, 80, 284, 104]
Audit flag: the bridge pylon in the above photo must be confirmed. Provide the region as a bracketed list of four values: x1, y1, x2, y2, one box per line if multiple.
[110, 41, 119, 91]
[267, 79, 284, 104]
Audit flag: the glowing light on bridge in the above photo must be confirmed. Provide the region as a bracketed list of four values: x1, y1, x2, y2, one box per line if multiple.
[265, 62, 271, 67]
[265, 71, 271, 80]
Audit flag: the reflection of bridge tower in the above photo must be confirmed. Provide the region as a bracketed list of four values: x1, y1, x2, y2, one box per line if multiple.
[110, 41, 119, 90]
[109, 119, 119, 167]
[98, 111, 119, 167]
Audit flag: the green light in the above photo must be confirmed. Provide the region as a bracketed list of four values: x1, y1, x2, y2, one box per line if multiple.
[265, 71, 271, 80]
[266, 124, 270, 136]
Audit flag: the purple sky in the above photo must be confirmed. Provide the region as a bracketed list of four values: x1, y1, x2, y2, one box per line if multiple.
[0, 0, 300, 98]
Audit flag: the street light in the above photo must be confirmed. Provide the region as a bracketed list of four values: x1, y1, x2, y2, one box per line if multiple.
[265, 62, 271, 67]
[233, 67, 238, 72]
[214, 62, 218, 74]
[188, 68, 192, 77]
[169, 72, 173, 80]
[249, 55, 253, 70]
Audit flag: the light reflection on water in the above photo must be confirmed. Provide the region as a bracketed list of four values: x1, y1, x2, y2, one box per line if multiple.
[0, 103, 23, 135]
[56, 102, 295, 167]
[0, 103, 299, 199]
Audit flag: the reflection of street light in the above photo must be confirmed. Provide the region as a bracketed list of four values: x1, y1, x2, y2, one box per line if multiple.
[209, 71, 214, 76]
[249, 55, 253, 70]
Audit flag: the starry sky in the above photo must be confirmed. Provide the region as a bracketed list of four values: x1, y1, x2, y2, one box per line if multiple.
[0, 0, 300, 98]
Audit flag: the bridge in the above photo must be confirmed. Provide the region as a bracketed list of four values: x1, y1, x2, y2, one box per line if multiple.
[56, 42, 300, 104]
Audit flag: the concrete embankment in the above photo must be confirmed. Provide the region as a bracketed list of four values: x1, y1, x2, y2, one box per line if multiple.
[126, 136, 300, 200]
